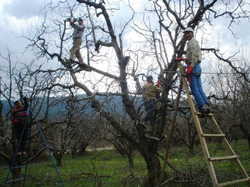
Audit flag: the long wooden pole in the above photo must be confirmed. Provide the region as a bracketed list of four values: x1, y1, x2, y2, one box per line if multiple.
[159, 74, 183, 185]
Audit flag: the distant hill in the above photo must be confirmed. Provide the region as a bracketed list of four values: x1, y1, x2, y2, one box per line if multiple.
[1, 100, 11, 115]
[1, 95, 144, 119]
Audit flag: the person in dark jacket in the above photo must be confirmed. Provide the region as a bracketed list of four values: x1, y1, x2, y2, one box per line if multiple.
[142, 76, 163, 123]
[11, 97, 29, 155]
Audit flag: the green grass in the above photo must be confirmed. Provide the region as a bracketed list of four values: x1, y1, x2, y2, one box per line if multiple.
[1, 141, 250, 187]
[0, 151, 147, 187]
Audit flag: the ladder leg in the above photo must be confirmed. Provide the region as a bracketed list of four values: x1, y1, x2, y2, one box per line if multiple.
[159, 80, 183, 184]
[209, 117, 249, 180]
[22, 124, 32, 187]
[35, 120, 65, 187]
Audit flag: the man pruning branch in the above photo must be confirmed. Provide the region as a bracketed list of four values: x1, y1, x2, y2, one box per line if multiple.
[67, 18, 85, 68]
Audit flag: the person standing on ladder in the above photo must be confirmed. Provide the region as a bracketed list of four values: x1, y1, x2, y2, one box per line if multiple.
[142, 75, 163, 124]
[183, 27, 210, 114]
[11, 96, 29, 156]
[67, 18, 85, 68]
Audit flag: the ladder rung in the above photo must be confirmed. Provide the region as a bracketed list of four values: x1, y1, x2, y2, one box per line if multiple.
[202, 133, 225, 137]
[217, 177, 250, 187]
[209, 155, 238, 161]
[12, 165, 27, 169]
[195, 112, 214, 116]
[5, 177, 25, 183]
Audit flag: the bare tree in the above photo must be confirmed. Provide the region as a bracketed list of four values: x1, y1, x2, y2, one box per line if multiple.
[23, 0, 250, 186]
[46, 95, 101, 165]
[208, 57, 250, 148]
[0, 49, 88, 185]
[0, 49, 58, 181]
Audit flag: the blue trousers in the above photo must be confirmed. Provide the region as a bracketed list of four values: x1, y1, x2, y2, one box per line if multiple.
[188, 64, 209, 108]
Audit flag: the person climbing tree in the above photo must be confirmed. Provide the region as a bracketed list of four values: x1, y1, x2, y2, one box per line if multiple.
[183, 27, 210, 114]
[11, 96, 29, 156]
[67, 18, 86, 68]
[142, 75, 163, 123]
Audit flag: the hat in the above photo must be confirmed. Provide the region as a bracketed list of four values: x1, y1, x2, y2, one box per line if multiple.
[146, 75, 153, 80]
[183, 27, 194, 33]
[14, 100, 20, 105]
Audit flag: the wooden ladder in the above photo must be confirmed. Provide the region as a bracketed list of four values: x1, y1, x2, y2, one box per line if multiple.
[176, 62, 250, 187]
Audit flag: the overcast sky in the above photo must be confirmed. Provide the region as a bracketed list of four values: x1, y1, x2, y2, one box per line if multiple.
[0, 0, 143, 63]
[0, 0, 44, 62]
[1, 0, 250, 70]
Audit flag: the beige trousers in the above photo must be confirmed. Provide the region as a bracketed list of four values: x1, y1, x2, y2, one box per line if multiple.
[70, 38, 83, 63]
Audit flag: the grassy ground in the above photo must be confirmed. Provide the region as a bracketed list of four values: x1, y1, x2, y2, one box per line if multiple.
[0, 140, 250, 187]
[0, 151, 147, 187]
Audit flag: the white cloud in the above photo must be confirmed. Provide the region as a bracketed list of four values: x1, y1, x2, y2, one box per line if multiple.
[2, 0, 44, 20]
[0, 0, 43, 59]
[0, 0, 11, 12]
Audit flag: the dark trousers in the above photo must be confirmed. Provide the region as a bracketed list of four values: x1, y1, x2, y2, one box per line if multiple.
[14, 119, 29, 152]
[143, 99, 156, 122]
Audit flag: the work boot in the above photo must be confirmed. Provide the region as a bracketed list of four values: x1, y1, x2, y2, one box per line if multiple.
[64, 59, 72, 68]
[78, 63, 86, 68]
[67, 59, 75, 64]
[78, 64, 92, 71]
[95, 42, 101, 53]
[198, 104, 207, 113]
[205, 104, 211, 113]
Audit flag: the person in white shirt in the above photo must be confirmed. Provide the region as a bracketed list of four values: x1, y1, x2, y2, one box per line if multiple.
[184, 27, 210, 113]
[69, 18, 85, 67]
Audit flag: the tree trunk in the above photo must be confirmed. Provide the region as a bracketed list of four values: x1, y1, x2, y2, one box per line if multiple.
[248, 137, 250, 150]
[189, 145, 195, 155]
[127, 148, 134, 167]
[9, 156, 23, 186]
[71, 146, 77, 158]
[53, 151, 63, 166]
[239, 124, 250, 150]
[79, 142, 88, 156]
[139, 146, 161, 186]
